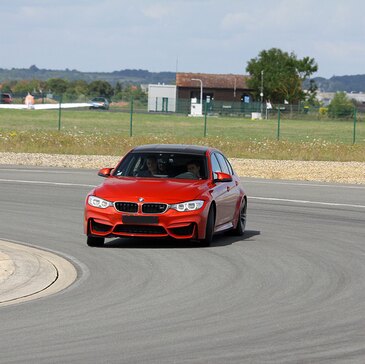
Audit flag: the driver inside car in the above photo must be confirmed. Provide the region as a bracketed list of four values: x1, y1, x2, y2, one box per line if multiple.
[186, 160, 201, 178]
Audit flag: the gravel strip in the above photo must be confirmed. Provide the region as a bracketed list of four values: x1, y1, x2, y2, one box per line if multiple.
[0, 152, 364, 185]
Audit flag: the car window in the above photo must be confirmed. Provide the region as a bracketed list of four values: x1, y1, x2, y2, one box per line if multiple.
[217, 153, 234, 175]
[225, 157, 234, 175]
[210, 153, 222, 173]
[215, 153, 230, 174]
[113, 152, 207, 180]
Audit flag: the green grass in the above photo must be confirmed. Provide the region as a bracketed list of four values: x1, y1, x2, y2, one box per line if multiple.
[0, 108, 364, 161]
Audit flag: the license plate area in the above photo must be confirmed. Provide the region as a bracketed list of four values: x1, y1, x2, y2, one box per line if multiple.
[122, 215, 159, 224]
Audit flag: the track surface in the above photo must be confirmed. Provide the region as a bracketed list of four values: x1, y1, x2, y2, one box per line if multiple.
[0, 166, 365, 363]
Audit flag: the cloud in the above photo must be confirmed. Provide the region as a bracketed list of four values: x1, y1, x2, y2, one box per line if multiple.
[221, 12, 250, 31]
[141, 3, 175, 20]
[1, 0, 365, 76]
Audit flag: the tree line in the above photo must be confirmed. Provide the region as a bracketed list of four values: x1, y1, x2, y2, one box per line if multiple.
[0, 47, 360, 117]
[0, 78, 147, 103]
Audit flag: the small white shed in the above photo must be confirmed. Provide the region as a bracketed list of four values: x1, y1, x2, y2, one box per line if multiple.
[148, 84, 177, 112]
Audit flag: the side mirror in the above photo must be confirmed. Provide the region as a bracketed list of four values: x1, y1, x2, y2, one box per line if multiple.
[214, 172, 232, 183]
[98, 168, 113, 177]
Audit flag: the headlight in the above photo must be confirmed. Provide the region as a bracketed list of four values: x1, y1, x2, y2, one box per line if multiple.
[88, 196, 113, 209]
[170, 200, 204, 212]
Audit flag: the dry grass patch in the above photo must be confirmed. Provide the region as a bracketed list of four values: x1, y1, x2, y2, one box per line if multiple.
[1, 130, 365, 162]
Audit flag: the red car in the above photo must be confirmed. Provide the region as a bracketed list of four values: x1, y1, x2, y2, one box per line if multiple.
[0, 93, 12, 104]
[84, 144, 247, 247]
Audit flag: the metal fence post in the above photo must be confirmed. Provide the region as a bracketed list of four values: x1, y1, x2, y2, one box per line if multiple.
[204, 101, 208, 137]
[129, 96, 133, 137]
[277, 106, 281, 140]
[58, 95, 62, 131]
[353, 107, 357, 144]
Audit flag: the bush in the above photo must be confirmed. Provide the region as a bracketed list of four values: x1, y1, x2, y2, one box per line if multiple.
[328, 92, 354, 119]
[319, 107, 328, 116]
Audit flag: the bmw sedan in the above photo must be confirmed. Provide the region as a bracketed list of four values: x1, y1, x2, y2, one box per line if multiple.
[84, 144, 247, 247]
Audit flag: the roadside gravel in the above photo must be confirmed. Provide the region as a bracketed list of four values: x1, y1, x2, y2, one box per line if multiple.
[0, 152, 364, 185]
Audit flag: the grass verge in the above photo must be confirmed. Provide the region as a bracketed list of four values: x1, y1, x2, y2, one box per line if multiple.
[1, 130, 364, 162]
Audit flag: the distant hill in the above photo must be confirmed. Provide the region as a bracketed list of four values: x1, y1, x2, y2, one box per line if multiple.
[0, 65, 176, 86]
[305, 75, 365, 92]
[1, 66, 365, 92]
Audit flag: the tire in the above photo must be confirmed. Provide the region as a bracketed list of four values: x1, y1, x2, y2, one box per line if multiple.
[200, 206, 215, 247]
[232, 199, 247, 236]
[87, 236, 105, 247]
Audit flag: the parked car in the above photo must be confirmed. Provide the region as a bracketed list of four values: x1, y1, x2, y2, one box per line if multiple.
[89, 97, 109, 110]
[0, 93, 12, 104]
[84, 144, 247, 247]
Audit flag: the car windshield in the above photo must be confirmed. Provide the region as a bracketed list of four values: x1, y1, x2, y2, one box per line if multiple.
[113, 152, 207, 180]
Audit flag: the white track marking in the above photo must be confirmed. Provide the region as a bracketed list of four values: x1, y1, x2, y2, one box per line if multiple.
[0, 178, 95, 188]
[250, 196, 365, 209]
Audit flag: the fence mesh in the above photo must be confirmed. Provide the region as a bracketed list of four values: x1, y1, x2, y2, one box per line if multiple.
[0, 95, 364, 144]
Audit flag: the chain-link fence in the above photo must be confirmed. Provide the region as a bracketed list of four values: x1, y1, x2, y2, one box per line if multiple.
[0, 95, 364, 144]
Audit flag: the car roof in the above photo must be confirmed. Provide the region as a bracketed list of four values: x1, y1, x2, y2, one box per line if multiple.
[131, 144, 214, 156]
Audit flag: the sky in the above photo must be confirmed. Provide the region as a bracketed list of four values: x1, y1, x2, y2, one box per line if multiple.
[1, 0, 365, 79]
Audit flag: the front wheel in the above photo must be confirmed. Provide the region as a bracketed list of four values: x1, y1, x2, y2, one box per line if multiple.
[87, 236, 105, 247]
[200, 206, 215, 247]
[232, 200, 247, 236]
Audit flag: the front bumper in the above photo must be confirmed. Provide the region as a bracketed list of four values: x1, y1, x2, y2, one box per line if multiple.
[84, 203, 209, 240]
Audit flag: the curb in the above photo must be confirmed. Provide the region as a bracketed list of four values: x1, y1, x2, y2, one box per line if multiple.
[0, 240, 77, 307]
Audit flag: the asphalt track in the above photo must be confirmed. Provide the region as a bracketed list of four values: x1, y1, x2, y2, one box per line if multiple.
[0, 166, 365, 363]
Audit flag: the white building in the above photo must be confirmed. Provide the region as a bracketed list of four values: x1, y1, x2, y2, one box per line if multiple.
[148, 84, 176, 112]
[316, 91, 365, 106]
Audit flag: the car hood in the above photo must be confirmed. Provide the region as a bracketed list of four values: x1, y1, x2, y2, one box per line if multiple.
[93, 177, 208, 203]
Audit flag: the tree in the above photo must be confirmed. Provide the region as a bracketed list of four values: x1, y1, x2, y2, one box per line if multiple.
[115, 81, 122, 94]
[327, 92, 354, 119]
[62, 80, 89, 102]
[305, 79, 319, 106]
[88, 80, 113, 98]
[46, 78, 69, 95]
[0, 81, 15, 93]
[122, 85, 147, 102]
[68, 80, 88, 95]
[112, 81, 124, 101]
[246, 48, 318, 104]
[12, 79, 46, 95]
